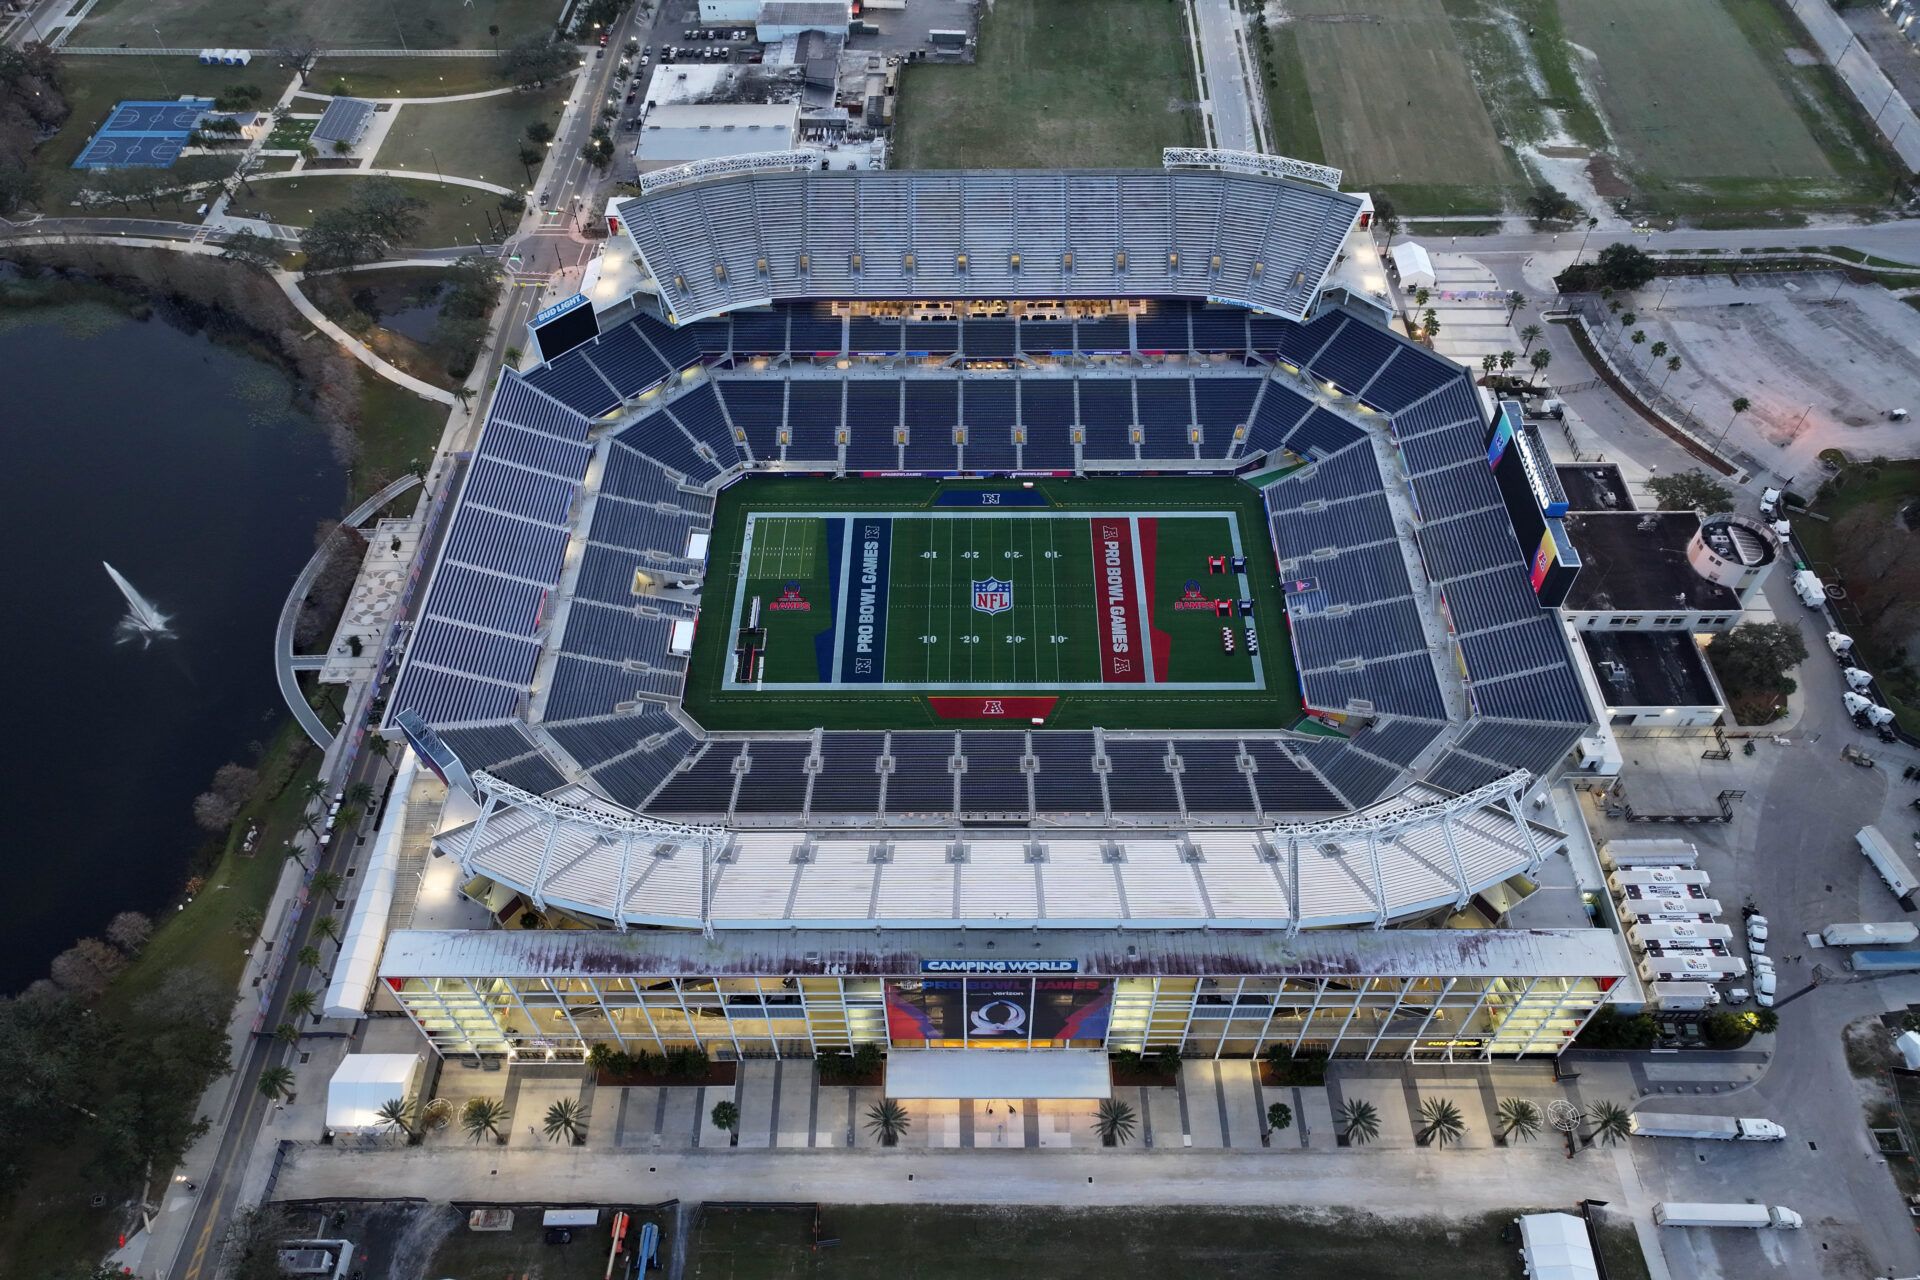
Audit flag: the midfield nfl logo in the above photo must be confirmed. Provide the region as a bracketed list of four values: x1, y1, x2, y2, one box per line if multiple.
[971, 577, 1014, 615]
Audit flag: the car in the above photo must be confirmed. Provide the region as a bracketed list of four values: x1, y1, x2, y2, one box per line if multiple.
[625, 91, 636, 103]
[639, 53, 650, 64]
[595, 46, 604, 57]
[1755, 970, 1777, 1007]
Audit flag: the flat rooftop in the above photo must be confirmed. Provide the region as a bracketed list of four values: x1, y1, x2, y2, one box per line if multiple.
[1555, 463, 1634, 512]
[1580, 630, 1721, 711]
[1560, 512, 1739, 614]
[379, 925, 1631, 981]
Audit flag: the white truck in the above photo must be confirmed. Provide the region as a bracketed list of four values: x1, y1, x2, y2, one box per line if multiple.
[1654, 1202, 1802, 1230]
[1648, 980, 1718, 1011]
[1823, 922, 1920, 947]
[1860, 826, 1920, 903]
[1794, 569, 1827, 608]
[1630, 1113, 1786, 1142]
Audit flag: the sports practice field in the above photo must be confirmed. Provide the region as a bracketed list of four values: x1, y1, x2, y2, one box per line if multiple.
[683, 477, 1301, 732]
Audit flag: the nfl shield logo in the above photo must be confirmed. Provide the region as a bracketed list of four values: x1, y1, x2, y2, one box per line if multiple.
[971, 577, 1014, 615]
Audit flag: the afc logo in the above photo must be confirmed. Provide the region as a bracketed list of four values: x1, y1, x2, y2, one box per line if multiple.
[971, 577, 1014, 615]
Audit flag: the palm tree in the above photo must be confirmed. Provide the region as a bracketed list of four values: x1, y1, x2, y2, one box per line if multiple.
[1587, 1099, 1634, 1148]
[1266, 1101, 1293, 1135]
[376, 1096, 418, 1141]
[1519, 323, 1542, 355]
[1506, 290, 1527, 323]
[1497, 1097, 1541, 1143]
[345, 781, 376, 809]
[1647, 339, 1668, 371]
[1336, 1098, 1380, 1145]
[1498, 349, 1517, 373]
[462, 1096, 508, 1144]
[285, 843, 309, 872]
[1577, 215, 1600, 264]
[710, 1100, 739, 1135]
[1094, 1098, 1137, 1146]
[296, 944, 323, 971]
[1528, 348, 1552, 387]
[1660, 355, 1682, 391]
[1629, 330, 1646, 356]
[285, 988, 318, 1020]
[1480, 353, 1497, 378]
[1418, 1097, 1466, 1148]
[1718, 396, 1751, 447]
[257, 1065, 296, 1101]
[544, 1097, 589, 1144]
[274, 1022, 301, 1045]
[865, 1098, 911, 1147]
[310, 870, 343, 902]
[1415, 287, 1430, 309]
[312, 915, 342, 947]
[302, 777, 330, 804]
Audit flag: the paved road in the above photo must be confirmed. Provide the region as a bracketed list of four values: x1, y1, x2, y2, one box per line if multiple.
[1191, 0, 1258, 153]
[1406, 221, 1920, 266]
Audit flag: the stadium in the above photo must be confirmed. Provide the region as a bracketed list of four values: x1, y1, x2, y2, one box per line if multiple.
[359, 151, 1624, 1079]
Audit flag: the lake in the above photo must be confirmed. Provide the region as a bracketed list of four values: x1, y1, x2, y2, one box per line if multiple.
[0, 297, 344, 993]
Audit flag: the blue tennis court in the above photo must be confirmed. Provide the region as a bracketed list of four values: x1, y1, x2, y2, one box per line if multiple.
[73, 98, 214, 170]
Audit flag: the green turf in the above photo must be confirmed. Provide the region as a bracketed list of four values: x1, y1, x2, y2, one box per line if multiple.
[312, 56, 519, 98]
[225, 173, 514, 247]
[892, 0, 1201, 170]
[374, 85, 569, 191]
[74, 0, 561, 51]
[689, 1204, 1569, 1279]
[682, 476, 1301, 732]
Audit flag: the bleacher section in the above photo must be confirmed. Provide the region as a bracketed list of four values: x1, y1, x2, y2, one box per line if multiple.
[386, 228, 1596, 833]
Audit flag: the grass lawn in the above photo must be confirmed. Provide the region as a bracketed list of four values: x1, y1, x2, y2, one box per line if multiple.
[226, 174, 513, 247]
[0, 719, 320, 1280]
[893, 0, 1200, 169]
[75, 0, 561, 51]
[1282, 0, 1518, 212]
[375, 85, 568, 191]
[353, 365, 450, 498]
[29, 54, 272, 212]
[690, 1205, 1546, 1278]
[310, 56, 522, 98]
[682, 475, 1301, 732]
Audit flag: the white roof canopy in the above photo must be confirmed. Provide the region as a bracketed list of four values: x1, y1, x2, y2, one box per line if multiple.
[326, 1053, 423, 1133]
[884, 1050, 1110, 1100]
[1519, 1213, 1599, 1280]
[1390, 240, 1435, 291]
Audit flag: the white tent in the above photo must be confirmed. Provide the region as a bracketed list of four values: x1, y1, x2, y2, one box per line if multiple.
[1518, 1213, 1599, 1280]
[1898, 1030, 1920, 1070]
[326, 1053, 424, 1134]
[1390, 240, 1436, 293]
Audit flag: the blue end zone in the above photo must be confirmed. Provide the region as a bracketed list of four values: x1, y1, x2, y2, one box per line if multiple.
[933, 488, 1048, 507]
[841, 517, 891, 684]
[813, 517, 845, 681]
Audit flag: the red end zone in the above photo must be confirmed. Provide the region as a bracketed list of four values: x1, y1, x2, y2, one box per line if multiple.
[1090, 517, 1148, 683]
[929, 696, 1060, 721]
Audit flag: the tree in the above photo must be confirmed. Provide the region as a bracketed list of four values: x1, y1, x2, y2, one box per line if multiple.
[1629, 329, 1646, 354]
[1586, 1099, 1634, 1148]
[518, 143, 544, 182]
[1266, 1101, 1293, 1135]
[257, 1065, 296, 1101]
[273, 1022, 301, 1045]
[1646, 467, 1733, 513]
[106, 911, 153, 953]
[866, 1098, 911, 1147]
[345, 780, 376, 808]
[582, 125, 615, 171]
[501, 34, 574, 89]
[544, 1097, 589, 1144]
[488, 22, 501, 51]
[276, 36, 318, 84]
[1597, 242, 1656, 289]
[1528, 348, 1551, 386]
[233, 905, 265, 939]
[222, 1206, 290, 1280]
[1094, 1098, 1137, 1146]
[1372, 196, 1399, 241]
[526, 120, 555, 145]
[285, 988, 318, 1019]
[1708, 622, 1809, 699]
[375, 1096, 419, 1141]
[1498, 349, 1516, 373]
[462, 1096, 508, 1143]
[710, 1099, 739, 1135]
[1414, 286, 1430, 309]
[297, 944, 323, 971]
[1417, 1096, 1466, 1147]
[1519, 323, 1542, 355]
[1480, 353, 1497, 377]
[1661, 354, 1682, 390]
[50, 938, 124, 997]
[312, 914, 343, 946]
[1497, 1097, 1541, 1143]
[1721, 396, 1751, 445]
[1506, 290, 1527, 323]
[1337, 1099, 1380, 1145]
[1620, 311, 1636, 327]
[1524, 184, 1574, 222]
[1647, 339, 1668, 371]
[310, 869, 343, 901]
[1754, 1008, 1780, 1034]
[193, 790, 241, 833]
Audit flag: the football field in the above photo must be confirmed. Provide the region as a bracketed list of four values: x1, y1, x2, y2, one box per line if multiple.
[683, 476, 1301, 731]
[731, 509, 1263, 692]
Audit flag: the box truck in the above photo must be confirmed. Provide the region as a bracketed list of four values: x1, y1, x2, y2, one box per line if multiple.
[1639, 954, 1745, 983]
[1849, 951, 1920, 974]
[1859, 826, 1919, 902]
[1794, 570, 1827, 608]
[1601, 838, 1700, 869]
[1649, 981, 1717, 1011]
[1629, 920, 1734, 949]
[1654, 1202, 1802, 1229]
[1823, 922, 1920, 947]
[1610, 867, 1712, 891]
[1630, 1113, 1785, 1141]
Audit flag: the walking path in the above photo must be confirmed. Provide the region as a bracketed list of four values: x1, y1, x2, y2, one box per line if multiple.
[292, 83, 543, 106]
[1189, 0, 1262, 154]
[247, 168, 515, 197]
[271, 267, 459, 404]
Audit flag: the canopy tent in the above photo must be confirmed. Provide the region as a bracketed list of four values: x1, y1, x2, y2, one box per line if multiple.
[326, 1053, 424, 1134]
[884, 1050, 1110, 1100]
[1390, 240, 1436, 293]
[1518, 1212, 1599, 1280]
